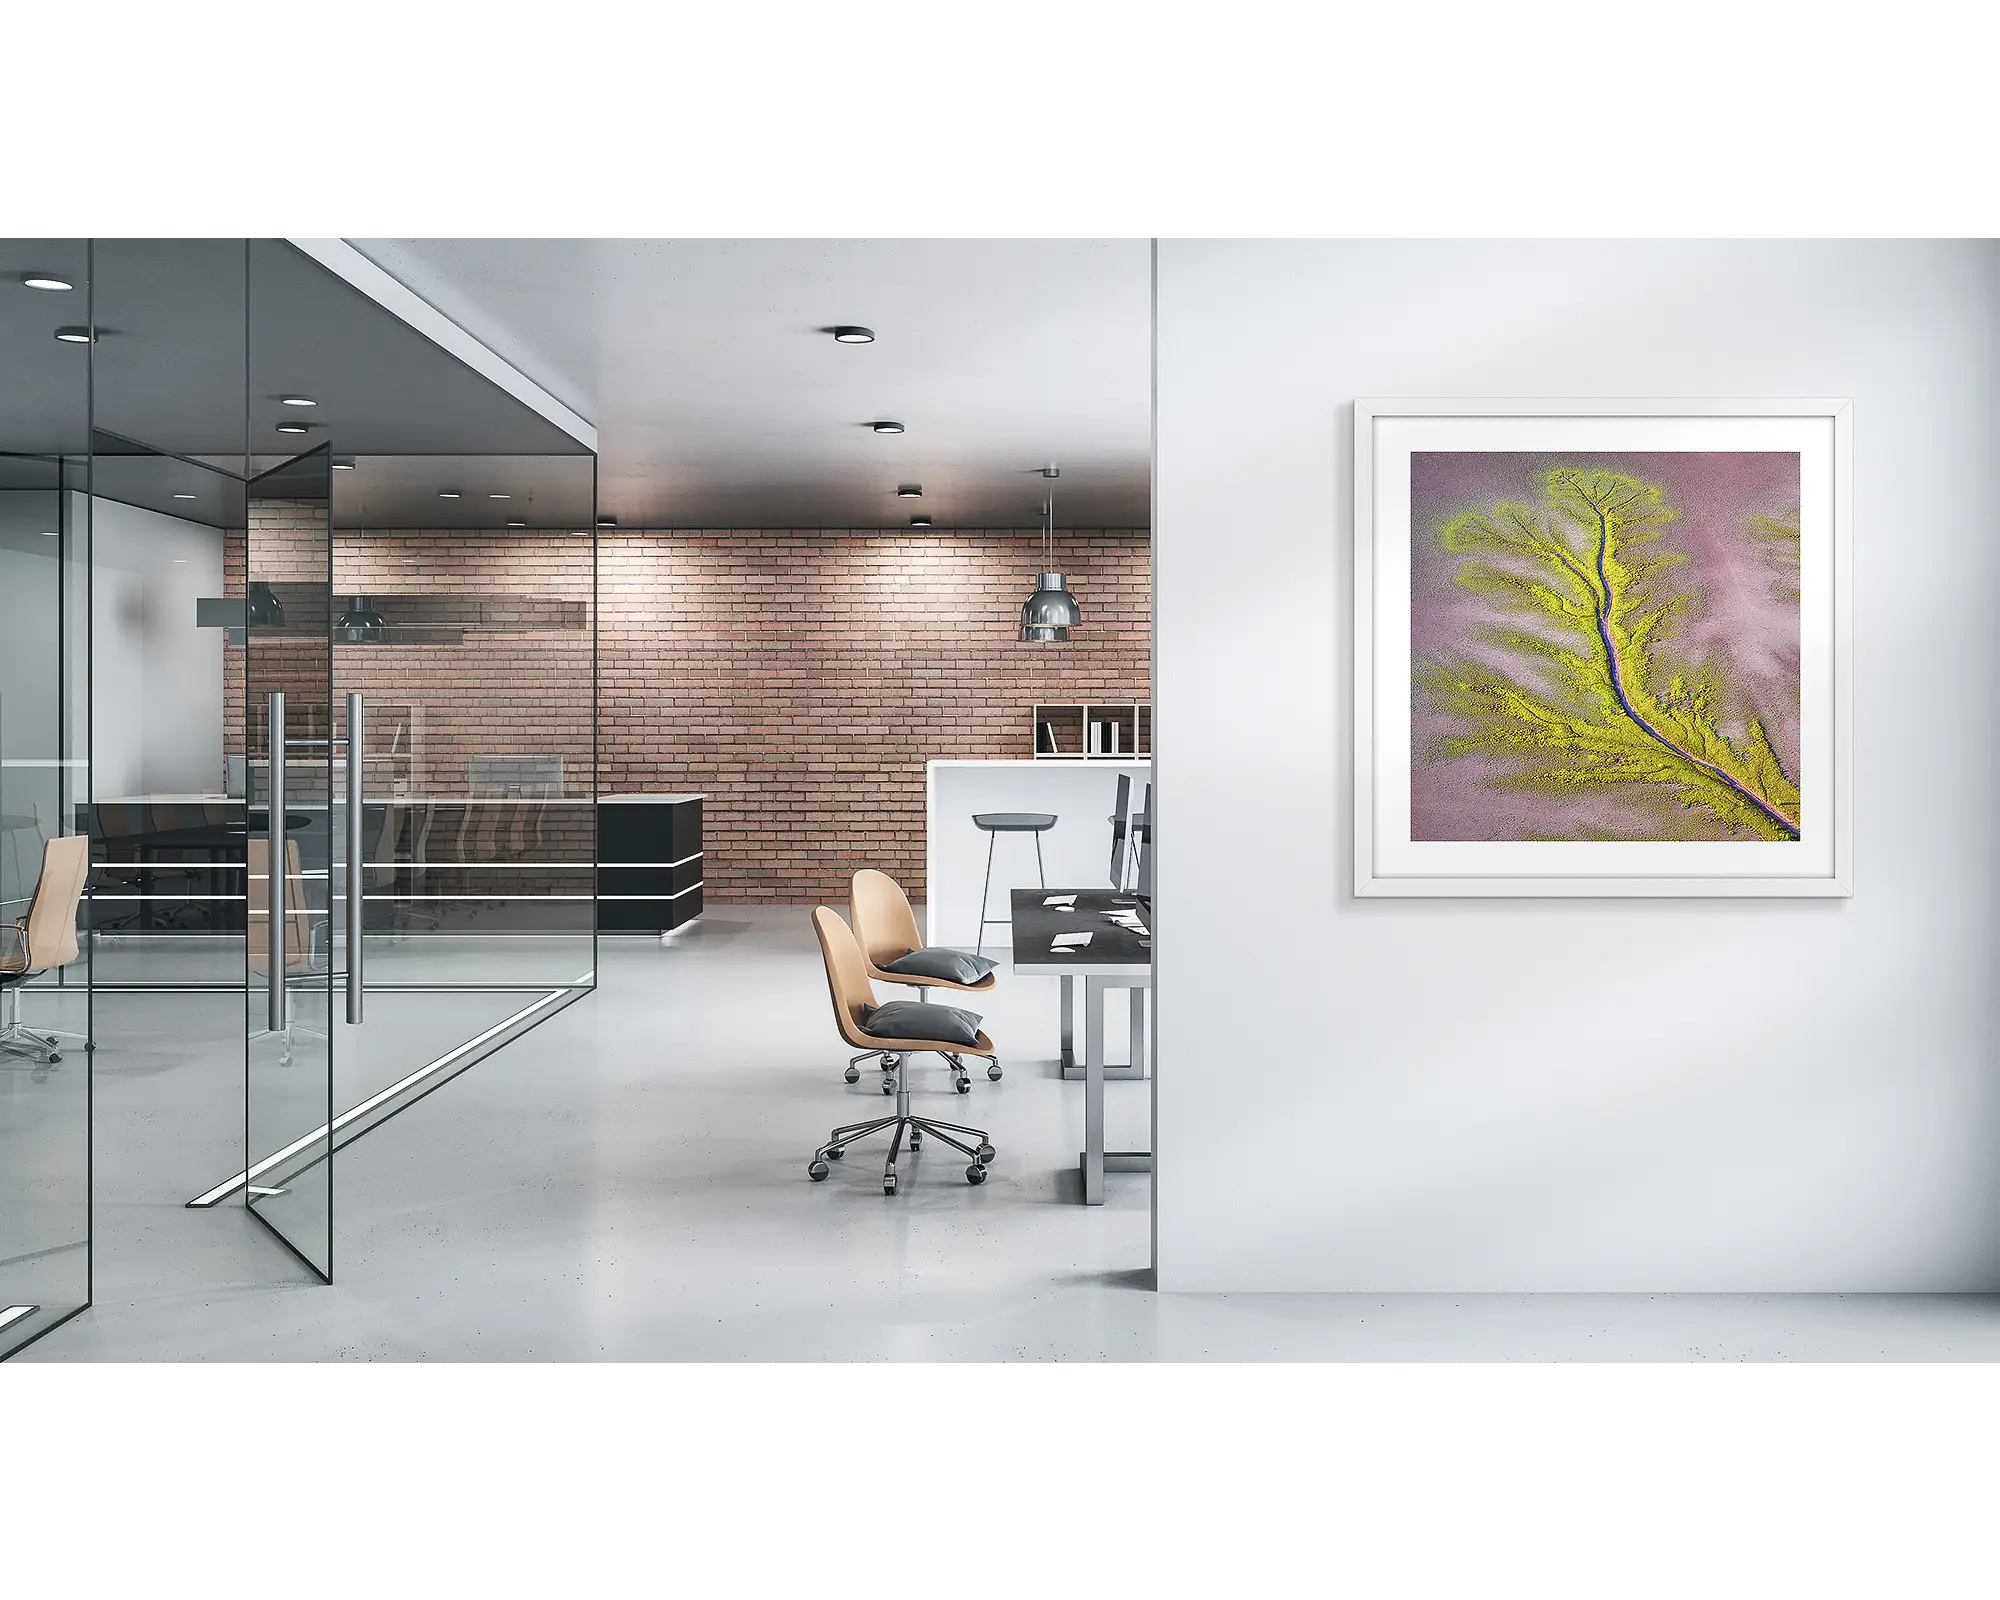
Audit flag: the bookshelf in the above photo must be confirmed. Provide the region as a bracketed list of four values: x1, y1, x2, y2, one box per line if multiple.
[1031, 702, 1150, 760]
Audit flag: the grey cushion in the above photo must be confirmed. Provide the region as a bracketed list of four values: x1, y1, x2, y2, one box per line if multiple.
[860, 999, 984, 1048]
[879, 947, 998, 986]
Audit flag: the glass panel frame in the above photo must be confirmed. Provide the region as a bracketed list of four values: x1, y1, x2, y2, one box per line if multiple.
[0, 237, 93, 1358]
[243, 444, 336, 1282]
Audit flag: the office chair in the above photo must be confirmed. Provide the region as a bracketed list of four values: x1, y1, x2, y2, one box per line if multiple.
[147, 802, 216, 928]
[0, 835, 91, 1066]
[849, 868, 1001, 1091]
[808, 906, 997, 1194]
[88, 801, 151, 932]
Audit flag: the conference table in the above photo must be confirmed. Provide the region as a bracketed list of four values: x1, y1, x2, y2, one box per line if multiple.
[92, 803, 313, 931]
[1010, 888, 1153, 1205]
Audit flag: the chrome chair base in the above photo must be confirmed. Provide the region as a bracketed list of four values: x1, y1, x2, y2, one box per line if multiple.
[811, 1054, 997, 1194]
[841, 1044, 999, 1094]
[0, 988, 90, 1065]
[0, 1029, 64, 1064]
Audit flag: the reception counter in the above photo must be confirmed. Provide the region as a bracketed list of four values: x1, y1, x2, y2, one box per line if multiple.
[925, 759, 1149, 950]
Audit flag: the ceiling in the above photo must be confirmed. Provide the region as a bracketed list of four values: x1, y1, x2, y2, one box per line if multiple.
[3, 238, 589, 528]
[351, 239, 1153, 530]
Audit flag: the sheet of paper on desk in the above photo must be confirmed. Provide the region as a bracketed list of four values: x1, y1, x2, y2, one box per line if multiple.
[1043, 894, 1077, 907]
[1049, 931, 1092, 949]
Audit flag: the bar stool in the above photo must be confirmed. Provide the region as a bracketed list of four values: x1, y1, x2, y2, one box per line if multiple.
[972, 811, 1056, 957]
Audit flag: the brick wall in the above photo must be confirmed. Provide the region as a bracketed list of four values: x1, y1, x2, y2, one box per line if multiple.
[598, 527, 1150, 902]
[225, 522, 1151, 903]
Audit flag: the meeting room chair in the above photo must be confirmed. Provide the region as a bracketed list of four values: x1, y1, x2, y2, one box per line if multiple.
[0, 835, 91, 1066]
[849, 867, 1001, 1091]
[808, 906, 997, 1195]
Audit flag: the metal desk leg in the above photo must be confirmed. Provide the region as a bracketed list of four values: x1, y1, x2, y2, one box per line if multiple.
[1082, 975, 1105, 1205]
[1060, 974, 1075, 1072]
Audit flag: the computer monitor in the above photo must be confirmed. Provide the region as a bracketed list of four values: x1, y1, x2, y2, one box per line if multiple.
[1133, 782, 1152, 901]
[1108, 773, 1132, 888]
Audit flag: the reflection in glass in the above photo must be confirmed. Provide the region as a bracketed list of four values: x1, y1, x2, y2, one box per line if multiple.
[1, 238, 92, 1355]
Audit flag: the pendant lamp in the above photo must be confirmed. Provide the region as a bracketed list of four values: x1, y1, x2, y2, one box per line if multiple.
[1020, 466, 1080, 642]
[335, 595, 387, 643]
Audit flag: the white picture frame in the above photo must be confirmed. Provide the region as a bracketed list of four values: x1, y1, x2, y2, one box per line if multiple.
[1354, 398, 1853, 898]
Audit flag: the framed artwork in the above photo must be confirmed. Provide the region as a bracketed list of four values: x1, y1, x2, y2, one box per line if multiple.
[1354, 399, 1852, 897]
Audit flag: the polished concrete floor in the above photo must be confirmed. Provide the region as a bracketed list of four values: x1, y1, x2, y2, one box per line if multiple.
[23, 908, 2000, 1361]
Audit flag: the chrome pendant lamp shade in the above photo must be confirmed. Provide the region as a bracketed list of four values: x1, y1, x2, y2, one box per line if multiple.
[1021, 573, 1081, 639]
[1020, 467, 1080, 642]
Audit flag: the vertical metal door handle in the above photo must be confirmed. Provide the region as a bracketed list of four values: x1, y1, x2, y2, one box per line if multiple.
[267, 691, 286, 1034]
[345, 691, 364, 1024]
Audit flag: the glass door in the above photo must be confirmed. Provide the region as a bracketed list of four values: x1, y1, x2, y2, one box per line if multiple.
[243, 444, 335, 1279]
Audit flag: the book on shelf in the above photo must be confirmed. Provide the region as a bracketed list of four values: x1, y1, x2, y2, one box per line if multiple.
[1036, 719, 1060, 754]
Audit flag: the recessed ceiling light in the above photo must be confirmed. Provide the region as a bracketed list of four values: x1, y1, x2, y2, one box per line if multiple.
[280, 396, 315, 407]
[832, 325, 874, 344]
[596, 516, 617, 528]
[23, 274, 73, 292]
[173, 492, 198, 500]
[896, 484, 923, 499]
[488, 492, 510, 500]
[909, 516, 934, 528]
[331, 458, 356, 470]
[276, 420, 309, 434]
[438, 491, 461, 499]
[39, 529, 58, 537]
[506, 520, 527, 529]
[870, 420, 905, 434]
[172, 558, 188, 564]
[53, 326, 93, 343]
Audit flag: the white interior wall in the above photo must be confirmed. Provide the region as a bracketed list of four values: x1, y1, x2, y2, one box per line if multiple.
[1153, 239, 2000, 1292]
[90, 498, 225, 798]
[0, 492, 63, 768]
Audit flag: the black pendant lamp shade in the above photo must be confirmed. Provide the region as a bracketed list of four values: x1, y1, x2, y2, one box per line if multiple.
[1020, 467, 1080, 642]
[245, 580, 286, 628]
[335, 595, 387, 643]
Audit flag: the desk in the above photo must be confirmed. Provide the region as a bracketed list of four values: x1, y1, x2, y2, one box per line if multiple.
[1010, 888, 1152, 1205]
[926, 760, 1150, 949]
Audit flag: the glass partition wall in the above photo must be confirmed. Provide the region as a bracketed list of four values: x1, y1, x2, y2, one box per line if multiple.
[4, 239, 598, 1307]
[0, 239, 93, 1356]
[328, 452, 597, 1157]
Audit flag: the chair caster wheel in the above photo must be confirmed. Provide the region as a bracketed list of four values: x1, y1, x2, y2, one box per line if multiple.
[955, 1078, 971, 1094]
[881, 1078, 896, 1095]
[48, 1054, 62, 1064]
[965, 1163, 987, 1185]
[910, 1130, 922, 1149]
[825, 1145, 843, 1160]
[808, 1160, 830, 1182]
[976, 1143, 996, 1165]
[844, 1067, 860, 1083]
[883, 1174, 899, 1196]
[987, 1062, 1002, 1080]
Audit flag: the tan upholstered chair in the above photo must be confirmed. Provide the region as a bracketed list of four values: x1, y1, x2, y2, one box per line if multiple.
[0, 835, 91, 1065]
[847, 868, 1002, 1091]
[808, 906, 996, 1195]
